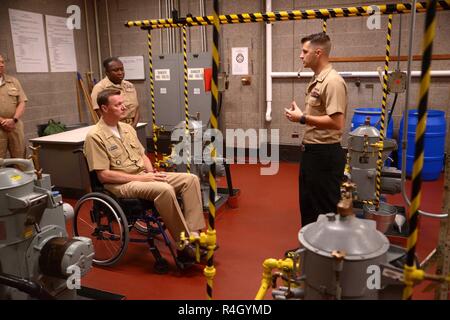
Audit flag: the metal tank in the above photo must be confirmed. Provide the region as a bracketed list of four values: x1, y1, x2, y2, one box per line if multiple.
[0, 158, 93, 300]
[298, 183, 390, 299]
[347, 117, 401, 201]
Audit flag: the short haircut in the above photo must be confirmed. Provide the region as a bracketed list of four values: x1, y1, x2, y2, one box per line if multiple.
[103, 57, 122, 70]
[97, 89, 121, 107]
[301, 33, 331, 55]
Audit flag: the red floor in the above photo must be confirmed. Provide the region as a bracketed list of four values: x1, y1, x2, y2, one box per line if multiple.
[65, 162, 446, 300]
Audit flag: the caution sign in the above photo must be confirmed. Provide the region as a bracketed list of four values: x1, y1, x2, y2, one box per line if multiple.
[155, 69, 171, 81]
[188, 68, 204, 80]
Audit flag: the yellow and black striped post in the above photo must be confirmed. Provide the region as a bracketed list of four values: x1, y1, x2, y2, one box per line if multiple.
[374, 14, 393, 210]
[403, 0, 437, 300]
[204, 0, 220, 301]
[125, 1, 450, 29]
[147, 30, 159, 163]
[182, 25, 191, 173]
[322, 18, 327, 33]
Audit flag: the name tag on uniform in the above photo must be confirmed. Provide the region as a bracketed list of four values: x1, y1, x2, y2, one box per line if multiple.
[108, 145, 118, 152]
[7, 88, 19, 96]
[124, 83, 134, 92]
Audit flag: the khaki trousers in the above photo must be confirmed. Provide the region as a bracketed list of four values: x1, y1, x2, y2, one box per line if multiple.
[107, 172, 205, 242]
[0, 121, 25, 159]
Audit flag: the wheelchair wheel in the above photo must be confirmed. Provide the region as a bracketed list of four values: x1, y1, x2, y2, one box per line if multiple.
[73, 192, 129, 266]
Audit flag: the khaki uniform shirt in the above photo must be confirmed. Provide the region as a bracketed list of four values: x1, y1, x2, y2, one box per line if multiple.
[91, 77, 139, 121]
[302, 64, 347, 144]
[0, 75, 28, 118]
[84, 118, 145, 193]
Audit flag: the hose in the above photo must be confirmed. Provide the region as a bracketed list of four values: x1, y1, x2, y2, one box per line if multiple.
[0, 272, 55, 300]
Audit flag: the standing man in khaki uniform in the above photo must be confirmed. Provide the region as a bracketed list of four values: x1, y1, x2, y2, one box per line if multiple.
[0, 53, 27, 159]
[285, 33, 347, 226]
[84, 89, 205, 261]
[91, 57, 140, 127]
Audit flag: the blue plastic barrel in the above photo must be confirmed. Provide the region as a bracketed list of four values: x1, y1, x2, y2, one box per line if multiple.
[398, 110, 446, 181]
[351, 107, 394, 138]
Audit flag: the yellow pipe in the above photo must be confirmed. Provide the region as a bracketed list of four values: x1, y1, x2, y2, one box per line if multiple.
[404, 264, 450, 285]
[255, 258, 294, 300]
[180, 229, 217, 263]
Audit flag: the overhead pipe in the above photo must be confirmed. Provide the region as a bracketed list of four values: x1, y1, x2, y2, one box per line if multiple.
[83, 0, 93, 72]
[159, 0, 163, 53]
[105, 0, 112, 57]
[265, 0, 272, 122]
[271, 70, 450, 78]
[170, 0, 176, 53]
[93, 0, 102, 80]
[401, 0, 417, 212]
[177, 0, 181, 53]
[200, 0, 207, 52]
[125, 1, 450, 28]
[165, 0, 171, 53]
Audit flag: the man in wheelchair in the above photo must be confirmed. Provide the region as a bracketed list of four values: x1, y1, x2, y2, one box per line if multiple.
[83, 89, 205, 263]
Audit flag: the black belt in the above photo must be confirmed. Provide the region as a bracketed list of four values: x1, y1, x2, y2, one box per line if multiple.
[302, 143, 341, 151]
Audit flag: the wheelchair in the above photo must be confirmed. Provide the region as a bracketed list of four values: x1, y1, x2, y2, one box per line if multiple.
[72, 154, 193, 274]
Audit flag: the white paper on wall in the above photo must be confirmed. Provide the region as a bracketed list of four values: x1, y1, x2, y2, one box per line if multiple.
[9, 9, 49, 73]
[231, 47, 248, 75]
[119, 56, 145, 80]
[46, 15, 77, 72]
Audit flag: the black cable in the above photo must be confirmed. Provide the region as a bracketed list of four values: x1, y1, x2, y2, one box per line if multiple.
[374, 92, 398, 133]
[387, 93, 398, 129]
[0, 272, 55, 300]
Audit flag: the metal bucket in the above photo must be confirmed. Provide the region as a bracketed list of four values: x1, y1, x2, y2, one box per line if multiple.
[363, 202, 397, 233]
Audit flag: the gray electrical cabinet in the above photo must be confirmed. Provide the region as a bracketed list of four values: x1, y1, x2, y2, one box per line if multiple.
[153, 54, 184, 130]
[187, 52, 212, 126]
[153, 52, 212, 130]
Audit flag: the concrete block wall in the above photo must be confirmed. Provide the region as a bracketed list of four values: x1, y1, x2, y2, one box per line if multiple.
[1, 0, 449, 155]
[0, 0, 100, 146]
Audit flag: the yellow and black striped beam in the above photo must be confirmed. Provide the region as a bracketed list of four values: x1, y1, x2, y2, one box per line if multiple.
[403, 0, 437, 300]
[147, 30, 158, 162]
[322, 18, 328, 33]
[204, 0, 220, 301]
[375, 14, 393, 210]
[125, 1, 450, 29]
[182, 25, 191, 173]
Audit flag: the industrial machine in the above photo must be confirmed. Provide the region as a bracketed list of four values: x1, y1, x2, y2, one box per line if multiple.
[347, 117, 401, 201]
[0, 156, 93, 300]
[153, 53, 212, 130]
[346, 117, 405, 234]
[267, 183, 408, 300]
[167, 116, 229, 208]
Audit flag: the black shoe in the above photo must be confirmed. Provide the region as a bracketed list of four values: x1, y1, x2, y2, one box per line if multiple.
[177, 244, 196, 260]
[176, 246, 197, 270]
